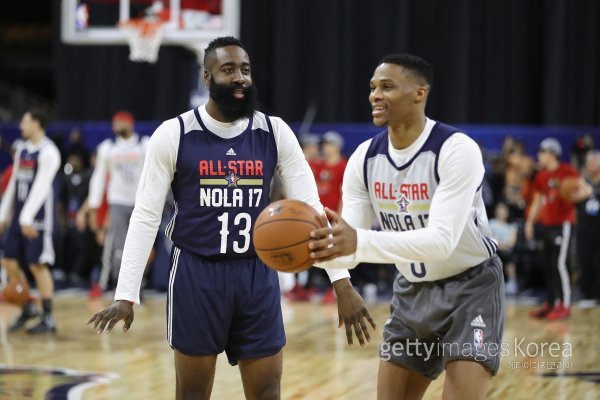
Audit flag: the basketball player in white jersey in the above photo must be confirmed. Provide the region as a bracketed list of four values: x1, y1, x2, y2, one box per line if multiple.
[0, 109, 61, 334]
[310, 54, 504, 399]
[88, 37, 374, 399]
[88, 111, 149, 292]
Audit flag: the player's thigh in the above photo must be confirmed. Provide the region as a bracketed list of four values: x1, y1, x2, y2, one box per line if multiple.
[443, 360, 491, 400]
[23, 229, 54, 267]
[226, 261, 285, 366]
[3, 221, 23, 262]
[442, 256, 504, 376]
[377, 360, 431, 400]
[238, 350, 282, 400]
[168, 247, 231, 356]
[174, 349, 217, 400]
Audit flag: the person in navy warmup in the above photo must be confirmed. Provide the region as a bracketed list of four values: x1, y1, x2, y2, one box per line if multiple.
[87, 37, 374, 400]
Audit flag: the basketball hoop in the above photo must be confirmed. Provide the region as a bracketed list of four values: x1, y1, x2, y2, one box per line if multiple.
[119, 19, 166, 63]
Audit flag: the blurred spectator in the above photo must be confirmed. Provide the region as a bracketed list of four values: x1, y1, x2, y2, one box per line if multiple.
[64, 127, 91, 169]
[314, 131, 347, 212]
[489, 202, 518, 295]
[526, 138, 579, 320]
[57, 153, 93, 285]
[299, 133, 321, 164]
[0, 140, 24, 196]
[571, 133, 594, 172]
[504, 139, 535, 220]
[575, 150, 600, 306]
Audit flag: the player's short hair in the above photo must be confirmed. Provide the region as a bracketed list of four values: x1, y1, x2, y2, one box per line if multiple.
[380, 54, 433, 88]
[203, 36, 247, 68]
[27, 108, 49, 129]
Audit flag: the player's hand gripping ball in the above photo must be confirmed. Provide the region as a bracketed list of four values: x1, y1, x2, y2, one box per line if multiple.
[253, 199, 326, 273]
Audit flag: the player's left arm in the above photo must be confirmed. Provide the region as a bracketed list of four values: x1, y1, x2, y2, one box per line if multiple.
[19, 144, 61, 238]
[272, 118, 375, 346]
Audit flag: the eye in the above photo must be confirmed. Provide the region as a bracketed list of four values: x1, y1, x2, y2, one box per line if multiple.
[242, 66, 251, 75]
[383, 84, 393, 90]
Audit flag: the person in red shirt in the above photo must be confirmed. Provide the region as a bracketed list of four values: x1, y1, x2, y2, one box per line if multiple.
[311, 132, 348, 303]
[525, 138, 579, 320]
[313, 131, 347, 212]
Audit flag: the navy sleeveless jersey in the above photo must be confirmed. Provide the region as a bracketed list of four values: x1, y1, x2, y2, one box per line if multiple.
[166, 109, 278, 258]
[14, 143, 48, 221]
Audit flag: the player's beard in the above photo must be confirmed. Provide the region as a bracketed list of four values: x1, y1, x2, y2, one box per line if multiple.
[209, 77, 257, 122]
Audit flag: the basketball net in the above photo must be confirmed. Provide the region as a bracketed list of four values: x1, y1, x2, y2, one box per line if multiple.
[119, 19, 165, 63]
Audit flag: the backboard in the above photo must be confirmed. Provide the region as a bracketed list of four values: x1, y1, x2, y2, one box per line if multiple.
[61, 0, 240, 58]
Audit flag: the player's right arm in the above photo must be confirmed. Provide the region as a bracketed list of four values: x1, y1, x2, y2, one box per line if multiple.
[88, 119, 179, 334]
[87, 140, 110, 232]
[88, 140, 110, 209]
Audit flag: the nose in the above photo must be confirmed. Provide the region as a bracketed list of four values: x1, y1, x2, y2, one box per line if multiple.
[369, 88, 382, 103]
[233, 69, 246, 84]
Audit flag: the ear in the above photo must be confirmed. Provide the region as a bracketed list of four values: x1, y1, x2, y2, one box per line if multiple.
[414, 86, 428, 104]
[203, 68, 210, 86]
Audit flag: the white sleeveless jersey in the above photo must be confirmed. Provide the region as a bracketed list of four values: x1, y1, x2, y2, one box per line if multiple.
[88, 133, 149, 208]
[341, 120, 497, 282]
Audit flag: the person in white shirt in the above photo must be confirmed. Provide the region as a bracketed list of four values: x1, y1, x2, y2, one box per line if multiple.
[309, 54, 504, 400]
[0, 109, 61, 334]
[88, 111, 148, 292]
[87, 37, 374, 400]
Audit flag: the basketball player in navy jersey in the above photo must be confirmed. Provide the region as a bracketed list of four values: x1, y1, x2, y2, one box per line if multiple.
[88, 37, 374, 399]
[0, 109, 61, 334]
[309, 54, 504, 399]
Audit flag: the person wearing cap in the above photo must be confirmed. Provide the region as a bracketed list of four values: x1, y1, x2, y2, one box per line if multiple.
[525, 138, 581, 320]
[87, 111, 149, 295]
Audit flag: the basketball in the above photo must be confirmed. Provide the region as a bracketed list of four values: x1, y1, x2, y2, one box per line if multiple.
[253, 199, 326, 273]
[3, 280, 30, 306]
[558, 177, 580, 201]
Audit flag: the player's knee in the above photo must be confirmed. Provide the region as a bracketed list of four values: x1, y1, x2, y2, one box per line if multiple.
[176, 380, 212, 400]
[246, 378, 280, 400]
[29, 263, 46, 273]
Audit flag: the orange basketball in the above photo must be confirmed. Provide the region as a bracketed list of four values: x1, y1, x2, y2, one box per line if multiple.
[558, 177, 580, 201]
[253, 199, 326, 273]
[3, 280, 30, 305]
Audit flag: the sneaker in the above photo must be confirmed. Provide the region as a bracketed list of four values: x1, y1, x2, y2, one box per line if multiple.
[9, 302, 40, 332]
[88, 283, 103, 299]
[528, 302, 552, 319]
[285, 284, 312, 302]
[26, 315, 57, 334]
[321, 287, 337, 304]
[546, 304, 571, 321]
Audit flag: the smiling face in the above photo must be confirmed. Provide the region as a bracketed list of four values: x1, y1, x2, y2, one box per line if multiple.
[204, 45, 256, 122]
[368, 63, 429, 128]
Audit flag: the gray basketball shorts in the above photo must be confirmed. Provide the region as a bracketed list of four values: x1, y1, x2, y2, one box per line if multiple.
[380, 255, 505, 379]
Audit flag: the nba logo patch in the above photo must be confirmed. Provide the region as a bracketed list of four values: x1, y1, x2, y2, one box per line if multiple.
[474, 328, 484, 350]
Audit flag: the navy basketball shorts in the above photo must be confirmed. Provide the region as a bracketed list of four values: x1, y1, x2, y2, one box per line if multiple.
[167, 246, 286, 365]
[380, 255, 505, 379]
[3, 218, 55, 266]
